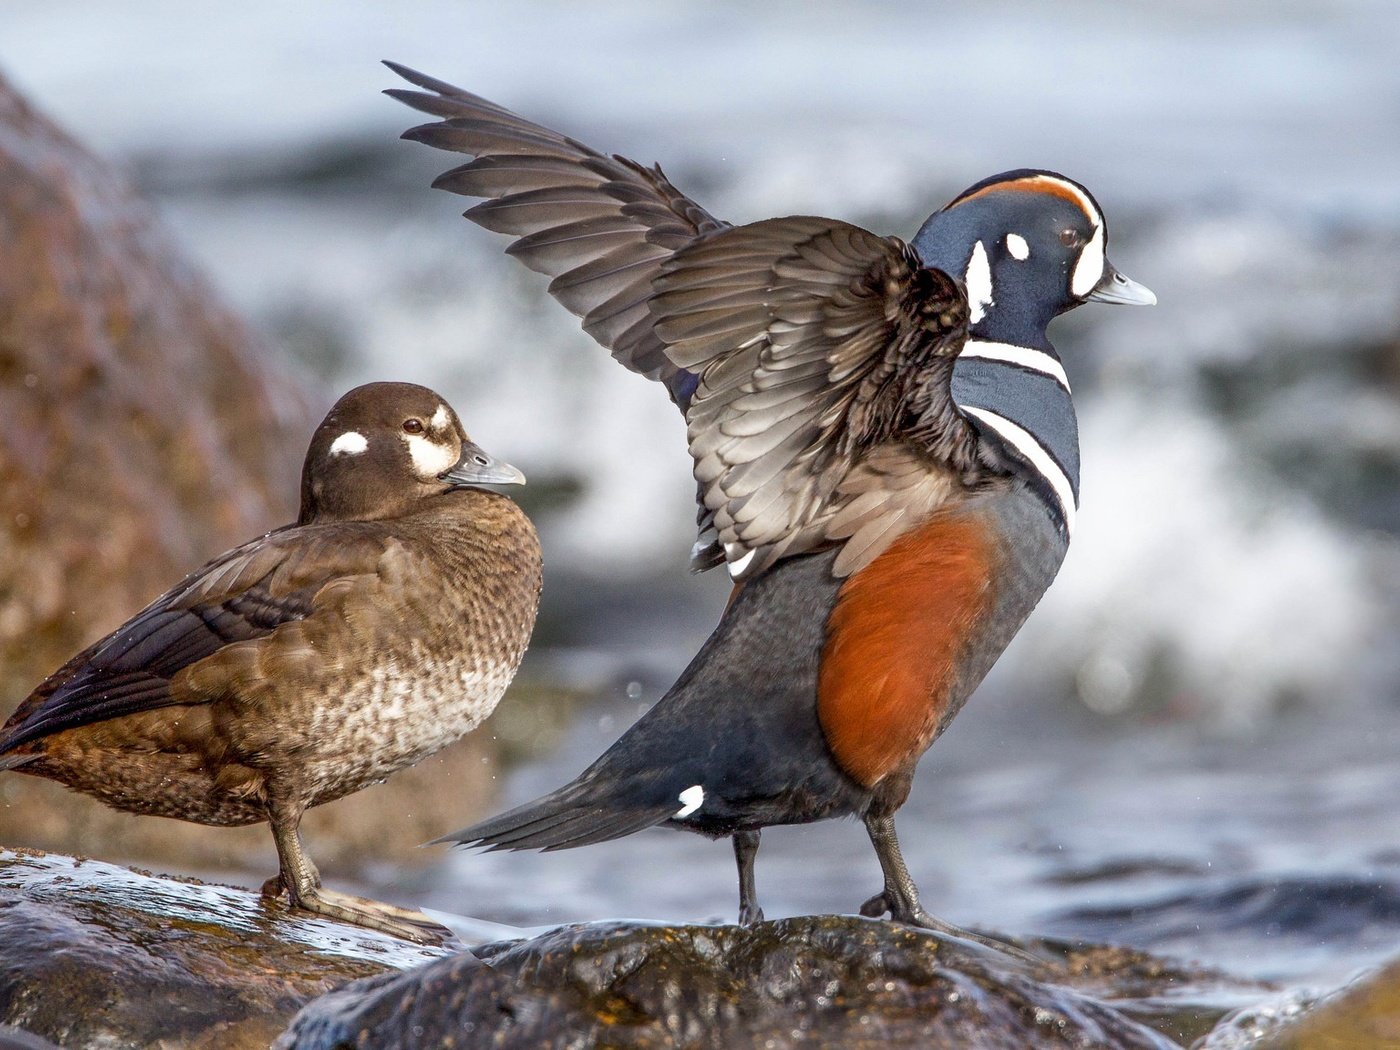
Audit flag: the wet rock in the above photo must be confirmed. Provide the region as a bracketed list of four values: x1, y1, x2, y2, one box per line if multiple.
[0, 69, 311, 714]
[1231, 954, 1400, 1049]
[0, 846, 448, 1049]
[277, 916, 1241, 1049]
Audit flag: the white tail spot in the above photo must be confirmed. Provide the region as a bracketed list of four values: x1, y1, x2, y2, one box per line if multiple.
[676, 784, 705, 818]
[329, 431, 368, 456]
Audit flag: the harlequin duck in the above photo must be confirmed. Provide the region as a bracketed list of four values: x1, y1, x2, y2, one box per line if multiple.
[387, 65, 1154, 932]
[0, 382, 541, 943]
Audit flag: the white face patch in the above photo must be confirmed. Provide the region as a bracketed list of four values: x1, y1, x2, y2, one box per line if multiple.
[429, 404, 450, 431]
[965, 240, 994, 324]
[329, 431, 368, 457]
[1006, 233, 1030, 261]
[403, 433, 459, 478]
[675, 784, 705, 818]
[1071, 223, 1106, 298]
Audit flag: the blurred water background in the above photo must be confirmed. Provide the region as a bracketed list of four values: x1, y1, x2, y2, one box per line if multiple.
[4, 0, 1400, 995]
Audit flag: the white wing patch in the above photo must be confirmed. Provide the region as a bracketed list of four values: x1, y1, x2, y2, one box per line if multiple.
[1006, 233, 1030, 260]
[329, 431, 368, 457]
[726, 546, 757, 579]
[404, 433, 458, 477]
[675, 784, 705, 818]
[965, 240, 994, 324]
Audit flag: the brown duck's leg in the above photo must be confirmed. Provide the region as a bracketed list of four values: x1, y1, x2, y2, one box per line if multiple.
[264, 800, 452, 946]
[733, 830, 764, 926]
[858, 813, 1037, 963]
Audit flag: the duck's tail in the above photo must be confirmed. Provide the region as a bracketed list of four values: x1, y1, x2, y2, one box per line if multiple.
[433, 777, 678, 853]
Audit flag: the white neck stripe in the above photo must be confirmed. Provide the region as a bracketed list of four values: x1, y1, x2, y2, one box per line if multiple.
[960, 406, 1076, 534]
[960, 340, 1071, 393]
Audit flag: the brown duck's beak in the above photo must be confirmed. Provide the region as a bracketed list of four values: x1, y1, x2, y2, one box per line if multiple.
[440, 441, 526, 487]
[1088, 260, 1157, 306]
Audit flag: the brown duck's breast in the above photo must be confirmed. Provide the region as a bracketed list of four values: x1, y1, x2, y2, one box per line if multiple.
[203, 494, 542, 800]
[817, 507, 999, 788]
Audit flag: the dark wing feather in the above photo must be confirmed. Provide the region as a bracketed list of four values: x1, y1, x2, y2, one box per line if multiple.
[0, 525, 390, 755]
[651, 216, 974, 581]
[385, 61, 728, 410]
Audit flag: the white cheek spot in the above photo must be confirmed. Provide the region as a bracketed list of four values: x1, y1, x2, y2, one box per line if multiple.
[404, 433, 458, 477]
[1071, 225, 1106, 297]
[1006, 233, 1030, 261]
[676, 784, 705, 818]
[329, 431, 368, 457]
[430, 404, 450, 431]
[965, 240, 994, 324]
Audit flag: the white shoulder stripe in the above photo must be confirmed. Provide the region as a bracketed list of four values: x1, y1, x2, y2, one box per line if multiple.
[959, 340, 1071, 393]
[960, 406, 1077, 534]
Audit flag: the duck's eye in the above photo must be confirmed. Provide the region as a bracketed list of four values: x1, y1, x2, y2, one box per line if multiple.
[402, 418, 425, 435]
[1059, 229, 1084, 248]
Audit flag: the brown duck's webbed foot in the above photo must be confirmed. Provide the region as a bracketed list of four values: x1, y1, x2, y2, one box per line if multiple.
[860, 813, 1038, 965]
[733, 830, 765, 926]
[265, 806, 452, 946]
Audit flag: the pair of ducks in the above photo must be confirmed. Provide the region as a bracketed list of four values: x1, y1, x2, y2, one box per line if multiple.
[0, 64, 1154, 945]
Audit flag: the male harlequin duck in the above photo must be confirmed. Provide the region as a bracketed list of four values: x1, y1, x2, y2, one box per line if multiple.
[0, 382, 542, 943]
[387, 65, 1154, 933]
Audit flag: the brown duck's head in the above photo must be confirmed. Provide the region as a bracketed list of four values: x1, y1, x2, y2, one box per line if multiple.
[299, 381, 525, 524]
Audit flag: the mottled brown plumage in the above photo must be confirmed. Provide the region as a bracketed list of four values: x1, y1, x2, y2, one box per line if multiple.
[0, 382, 542, 942]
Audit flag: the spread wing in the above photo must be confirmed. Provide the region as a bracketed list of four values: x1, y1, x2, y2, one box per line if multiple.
[0, 525, 392, 756]
[386, 62, 728, 410]
[651, 216, 976, 581]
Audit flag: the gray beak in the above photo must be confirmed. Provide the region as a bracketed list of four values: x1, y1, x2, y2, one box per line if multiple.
[440, 440, 526, 487]
[1088, 261, 1157, 306]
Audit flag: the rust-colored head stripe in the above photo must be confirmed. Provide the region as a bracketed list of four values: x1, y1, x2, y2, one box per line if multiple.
[947, 173, 1101, 226]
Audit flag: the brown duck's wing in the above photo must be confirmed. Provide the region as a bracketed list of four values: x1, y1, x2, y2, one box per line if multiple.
[0, 525, 393, 756]
[651, 216, 975, 581]
[386, 62, 728, 410]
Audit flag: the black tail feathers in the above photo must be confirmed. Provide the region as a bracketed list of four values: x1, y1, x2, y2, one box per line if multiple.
[433, 780, 676, 853]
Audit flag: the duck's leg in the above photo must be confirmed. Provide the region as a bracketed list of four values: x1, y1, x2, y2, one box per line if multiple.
[858, 813, 940, 925]
[264, 798, 451, 945]
[859, 812, 1037, 963]
[733, 830, 764, 926]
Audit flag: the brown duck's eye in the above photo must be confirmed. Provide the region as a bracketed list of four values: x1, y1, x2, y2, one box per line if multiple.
[402, 418, 424, 435]
[1060, 229, 1083, 248]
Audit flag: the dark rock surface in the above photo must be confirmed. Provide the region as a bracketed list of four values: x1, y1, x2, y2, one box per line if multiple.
[276, 916, 1253, 1049]
[0, 844, 1317, 1050]
[0, 846, 448, 1049]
